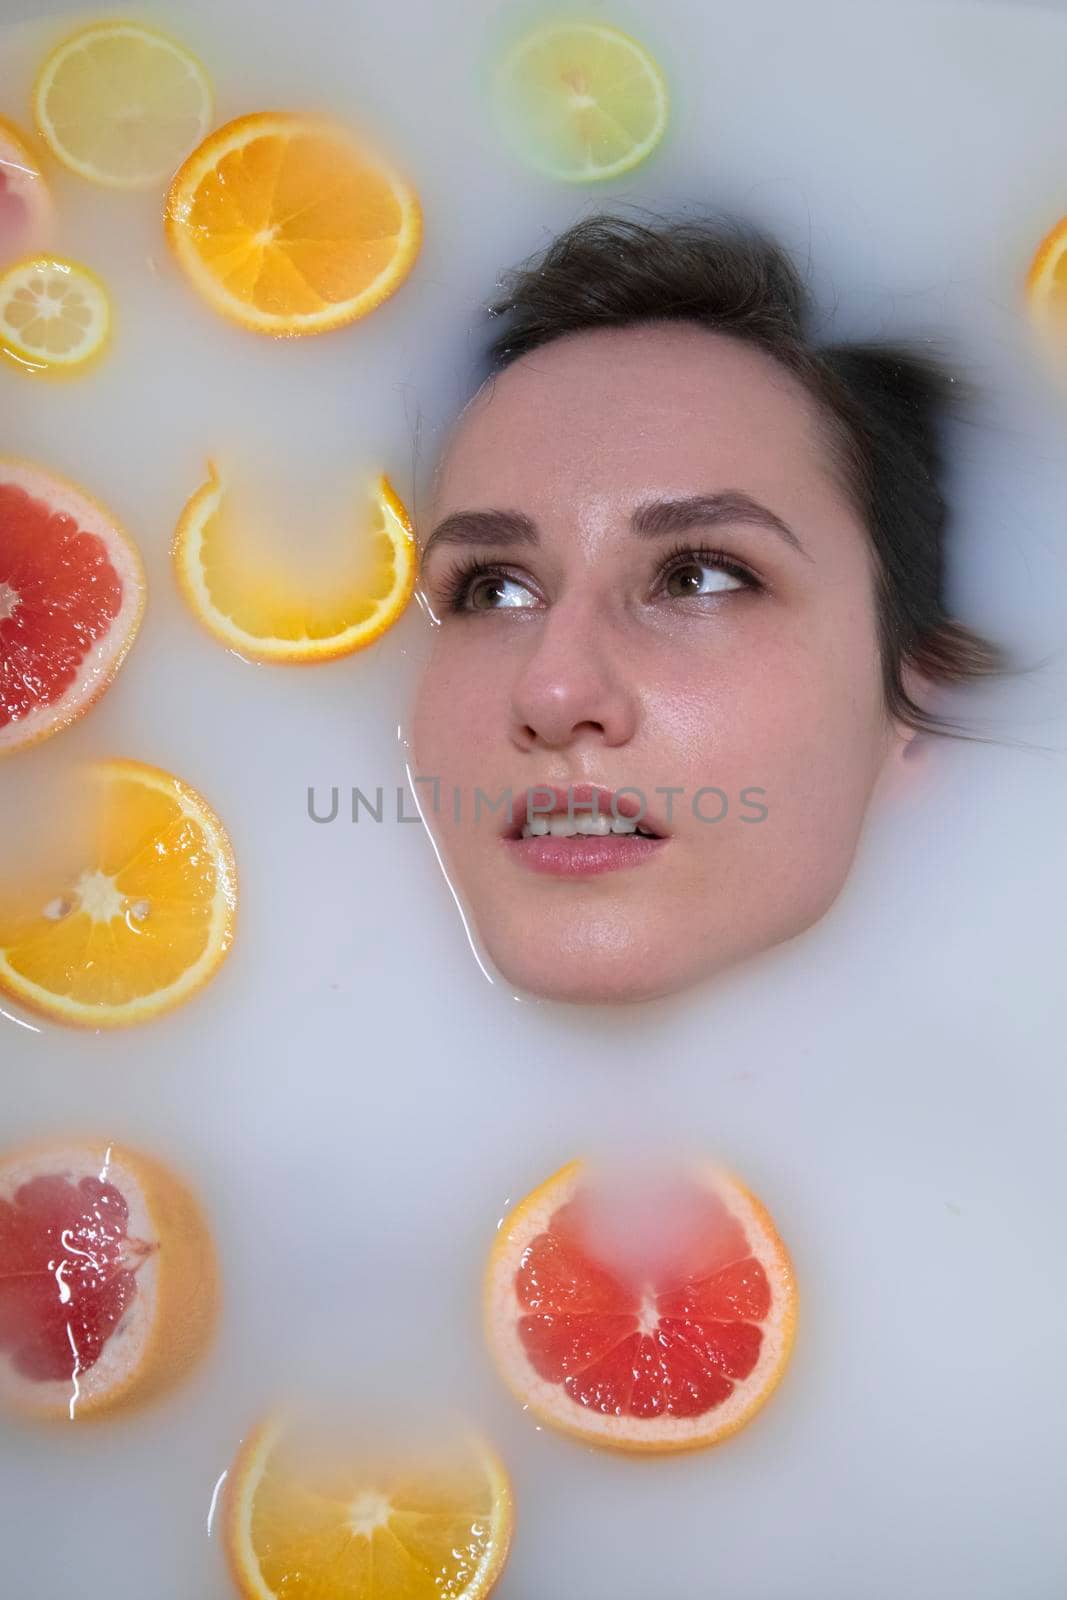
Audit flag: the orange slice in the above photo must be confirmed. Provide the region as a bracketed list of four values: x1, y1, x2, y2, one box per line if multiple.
[1, 457, 145, 754]
[0, 758, 237, 1028]
[0, 1135, 218, 1421]
[0, 116, 54, 263]
[172, 462, 417, 662]
[225, 1413, 514, 1600]
[1026, 214, 1067, 336]
[484, 1158, 797, 1453]
[164, 112, 422, 336]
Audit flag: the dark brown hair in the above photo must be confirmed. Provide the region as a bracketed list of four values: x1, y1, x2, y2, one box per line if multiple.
[482, 210, 1011, 742]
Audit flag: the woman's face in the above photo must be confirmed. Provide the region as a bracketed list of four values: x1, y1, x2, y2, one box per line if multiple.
[411, 321, 916, 1004]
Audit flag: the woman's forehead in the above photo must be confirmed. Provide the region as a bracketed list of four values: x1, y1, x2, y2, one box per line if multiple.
[429, 322, 832, 518]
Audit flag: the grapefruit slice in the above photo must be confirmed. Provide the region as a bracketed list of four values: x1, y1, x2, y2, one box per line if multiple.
[172, 461, 417, 661]
[226, 1413, 514, 1600]
[0, 1136, 218, 1421]
[0, 757, 237, 1028]
[0, 116, 54, 264]
[0, 457, 145, 754]
[484, 1158, 797, 1452]
[164, 112, 422, 336]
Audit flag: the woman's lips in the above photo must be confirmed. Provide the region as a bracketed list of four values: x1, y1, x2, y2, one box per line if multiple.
[498, 782, 669, 877]
[502, 833, 667, 877]
[500, 783, 668, 838]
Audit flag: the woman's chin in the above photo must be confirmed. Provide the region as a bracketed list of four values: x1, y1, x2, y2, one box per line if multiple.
[485, 938, 707, 1007]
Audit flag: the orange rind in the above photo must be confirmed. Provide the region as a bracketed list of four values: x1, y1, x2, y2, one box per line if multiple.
[224, 1412, 514, 1600]
[0, 758, 237, 1028]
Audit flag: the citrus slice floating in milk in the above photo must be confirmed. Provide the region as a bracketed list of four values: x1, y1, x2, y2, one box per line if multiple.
[0, 254, 111, 373]
[493, 20, 670, 183]
[172, 461, 417, 662]
[33, 19, 213, 189]
[165, 112, 422, 336]
[0, 116, 54, 263]
[225, 1413, 514, 1600]
[485, 1157, 797, 1452]
[0, 758, 237, 1028]
[0, 457, 144, 751]
[0, 1136, 218, 1421]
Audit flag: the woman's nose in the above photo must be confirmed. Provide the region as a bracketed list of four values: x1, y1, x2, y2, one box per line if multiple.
[508, 599, 639, 751]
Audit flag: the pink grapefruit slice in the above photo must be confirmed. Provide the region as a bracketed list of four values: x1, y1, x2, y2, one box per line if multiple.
[0, 1136, 218, 1421]
[0, 116, 54, 265]
[484, 1158, 797, 1452]
[0, 457, 145, 754]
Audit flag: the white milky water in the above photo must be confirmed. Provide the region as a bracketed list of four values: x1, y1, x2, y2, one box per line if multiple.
[1, 0, 1066, 1594]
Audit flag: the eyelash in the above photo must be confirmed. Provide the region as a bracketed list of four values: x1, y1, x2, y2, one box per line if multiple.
[435, 541, 763, 614]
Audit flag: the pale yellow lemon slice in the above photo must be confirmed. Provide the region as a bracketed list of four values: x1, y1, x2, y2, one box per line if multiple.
[0, 254, 110, 373]
[33, 19, 213, 189]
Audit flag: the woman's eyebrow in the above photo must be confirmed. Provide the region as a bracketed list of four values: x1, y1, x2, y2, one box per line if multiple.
[632, 492, 811, 559]
[420, 492, 810, 562]
[421, 509, 537, 561]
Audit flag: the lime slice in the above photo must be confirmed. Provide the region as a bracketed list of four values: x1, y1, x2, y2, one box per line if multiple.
[494, 20, 669, 183]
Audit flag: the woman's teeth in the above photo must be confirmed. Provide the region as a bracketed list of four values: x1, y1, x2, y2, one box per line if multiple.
[520, 815, 654, 839]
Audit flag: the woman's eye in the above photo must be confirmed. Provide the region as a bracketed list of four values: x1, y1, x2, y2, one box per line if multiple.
[662, 558, 747, 598]
[466, 573, 536, 610]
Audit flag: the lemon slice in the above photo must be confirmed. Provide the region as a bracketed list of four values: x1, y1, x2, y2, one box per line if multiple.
[172, 463, 418, 662]
[494, 20, 669, 182]
[226, 1414, 514, 1600]
[33, 20, 213, 189]
[0, 758, 237, 1029]
[0, 254, 110, 372]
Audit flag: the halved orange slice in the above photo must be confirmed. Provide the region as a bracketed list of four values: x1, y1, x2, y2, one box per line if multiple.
[0, 1134, 218, 1421]
[0, 757, 236, 1028]
[164, 112, 422, 336]
[1026, 214, 1067, 336]
[225, 1412, 514, 1600]
[172, 462, 417, 662]
[484, 1158, 797, 1452]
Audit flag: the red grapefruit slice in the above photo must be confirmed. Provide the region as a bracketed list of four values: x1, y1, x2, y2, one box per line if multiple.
[0, 1137, 218, 1421]
[484, 1159, 797, 1452]
[0, 458, 145, 754]
[0, 116, 54, 265]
